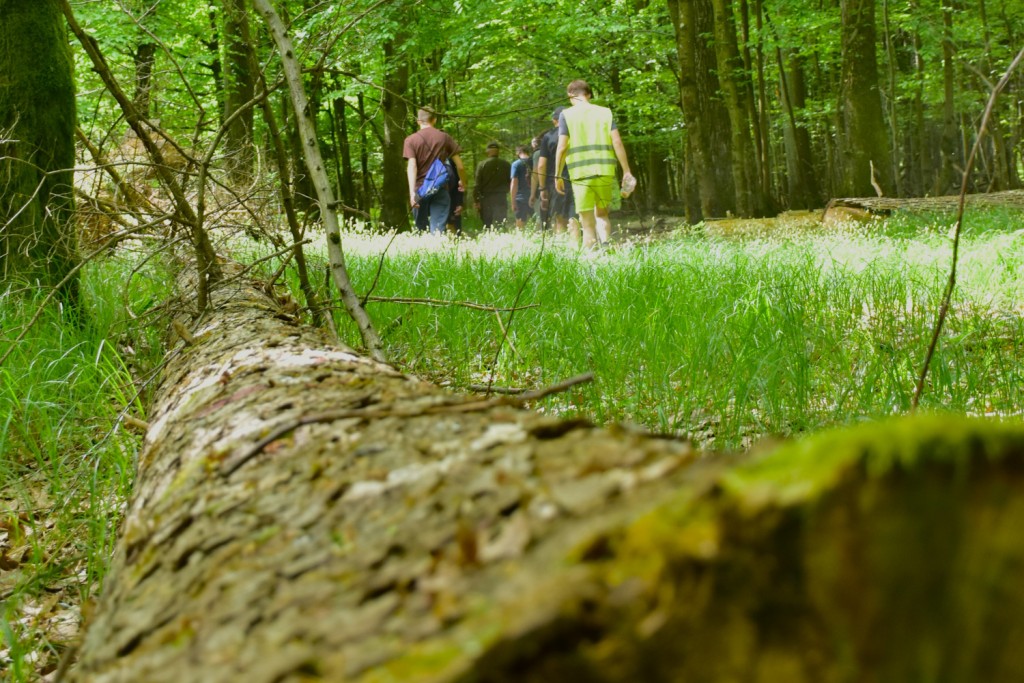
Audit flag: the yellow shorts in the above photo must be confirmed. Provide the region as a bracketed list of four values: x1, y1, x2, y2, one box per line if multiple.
[571, 175, 615, 213]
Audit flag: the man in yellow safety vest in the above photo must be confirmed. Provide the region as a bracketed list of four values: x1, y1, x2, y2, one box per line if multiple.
[554, 79, 635, 249]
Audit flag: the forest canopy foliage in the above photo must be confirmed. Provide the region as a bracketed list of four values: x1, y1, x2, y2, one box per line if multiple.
[62, 0, 1024, 230]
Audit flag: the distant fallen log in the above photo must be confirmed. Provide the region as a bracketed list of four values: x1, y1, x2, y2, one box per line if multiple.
[823, 188, 1024, 224]
[67, 276, 1024, 682]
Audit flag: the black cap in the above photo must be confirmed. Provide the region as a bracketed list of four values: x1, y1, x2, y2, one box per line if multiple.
[551, 106, 565, 121]
[486, 140, 500, 149]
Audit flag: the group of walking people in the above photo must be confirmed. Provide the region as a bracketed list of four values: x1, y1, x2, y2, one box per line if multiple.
[403, 79, 635, 249]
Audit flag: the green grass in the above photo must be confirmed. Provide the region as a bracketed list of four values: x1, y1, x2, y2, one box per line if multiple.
[0, 260, 166, 679]
[255, 209, 1024, 451]
[4, 207, 1024, 678]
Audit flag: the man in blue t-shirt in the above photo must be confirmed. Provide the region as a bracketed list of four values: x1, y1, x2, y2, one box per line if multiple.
[509, 145, 532, 230]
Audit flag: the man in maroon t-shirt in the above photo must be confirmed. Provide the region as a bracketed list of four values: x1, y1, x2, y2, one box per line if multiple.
[403, 108, 467, 234]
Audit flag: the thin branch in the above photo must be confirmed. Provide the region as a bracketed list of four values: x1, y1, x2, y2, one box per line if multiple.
[493, 309, 522, 362]
[60, 0, 221, 309]
[220, 239, 312, 288]
[362, 296, 539, 313]
[253, 0, 385, 362]
[360, 231, 400, 308]
[468, 384, 526, 395]
[912, 47, 1024, 411]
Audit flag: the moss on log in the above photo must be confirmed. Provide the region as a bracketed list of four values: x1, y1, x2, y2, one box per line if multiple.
[69, 280, 1024, 682]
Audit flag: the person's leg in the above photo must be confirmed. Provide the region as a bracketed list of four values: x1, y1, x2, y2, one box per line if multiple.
[565, 180, 580, 243]
[547, 180, 563, 234]
[414, 204, 429, 231]
[480, 200, 491, 230]
[496, 197, 508, 228]
[428, 192, 451, 234]
[594, 206, 611, 245]
[515, 198, 529, 230]
[578, 210, 598, 248]
[570, 179, 597, 248]
[591, 177, 615, 245]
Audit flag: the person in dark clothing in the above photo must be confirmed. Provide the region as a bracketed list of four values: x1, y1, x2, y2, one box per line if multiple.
[529, 136, 545, 228]
[446, 157, 465, 235]
[537, 108, 578, 238]
[473, 141, 511, 230]
[510, 145, 532, 230]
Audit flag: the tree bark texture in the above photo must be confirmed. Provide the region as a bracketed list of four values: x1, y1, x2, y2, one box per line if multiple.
[68, 274, 1024, 682]
[0, 0, 79, 306]
[668, 0, 727, 219]
[223, 0, 255, 183]
[711, 0, 758, 216]
[838, 0, 894, 197]
[379, 37, 411, 232]
[132, 42, 157, 119]
[778, 48, 822, 209]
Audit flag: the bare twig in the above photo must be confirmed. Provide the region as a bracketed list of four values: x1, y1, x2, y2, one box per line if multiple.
[912, 47, 1024, 411]
[60, 0, 221, 309]
[493, 309, 522, 361]
[171, 319, 196, 346]
[468, 384, 526, 395]
[360, 231, 400, 307]
[253, 0, 385, 362]
[220, 239, 312, 287]
[362, 296, 539, 313]
[245, 43, 324, 329]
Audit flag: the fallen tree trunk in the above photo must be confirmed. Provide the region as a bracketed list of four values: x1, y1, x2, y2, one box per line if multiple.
[68, 277, 1024, 682]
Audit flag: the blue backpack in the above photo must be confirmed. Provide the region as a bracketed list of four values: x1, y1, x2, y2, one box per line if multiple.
[417, 158, 450, 201]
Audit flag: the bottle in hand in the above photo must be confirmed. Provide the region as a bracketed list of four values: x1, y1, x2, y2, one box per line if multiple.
[620, 173, 636, 198]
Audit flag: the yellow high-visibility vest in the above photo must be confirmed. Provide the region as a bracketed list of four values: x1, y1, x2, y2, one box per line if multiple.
[562, 103, 616, 181]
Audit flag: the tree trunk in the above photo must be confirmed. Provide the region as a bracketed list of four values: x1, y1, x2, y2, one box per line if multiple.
[331, 90, 358, 220]
[132, 42, 157, 119]
[223, 0, 255, 183]
[0, 0, 79, 308]
[68, 275, 1024, 682]
[838, 0, 894, 197]
[740, 0, 774, 213]
[881, 0, 902, 195]
[712, 0, 758, 216]
[695, 0, 737, 213]
[939, 0, 959, 194]
[908, 4, 927, 197]
[777, 48, 821, 209]
[667, 0, 727, 219]
[379, 37, 411, 231]
[357, 91, 373, 212]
